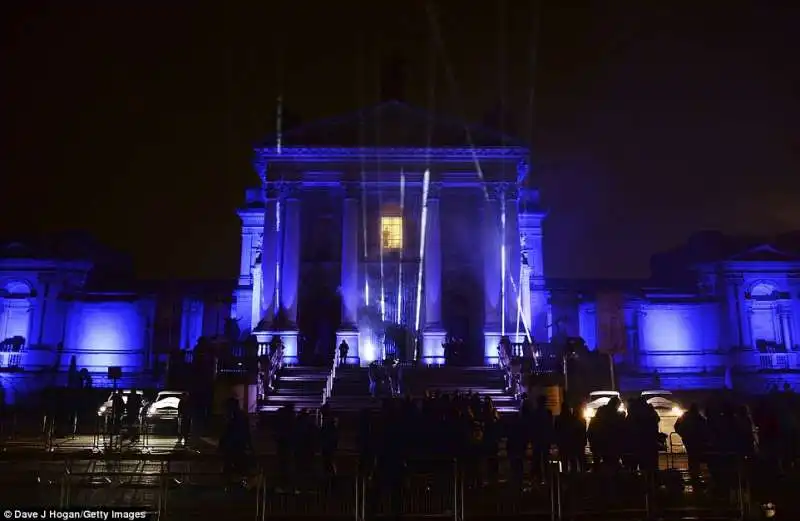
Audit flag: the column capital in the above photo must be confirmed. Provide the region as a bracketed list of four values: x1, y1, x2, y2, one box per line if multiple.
[265, 181, 301, 199]
[254, 156, 268, 184]
[487, 182, 517, 200]
[252, 233, 263, 266]
[516, 159, 530, 183]
[503, 183, 519, 200]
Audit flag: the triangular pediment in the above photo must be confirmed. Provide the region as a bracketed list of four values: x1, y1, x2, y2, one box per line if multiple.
[260, 101, 525, 148]
[727, 244, 800, 262]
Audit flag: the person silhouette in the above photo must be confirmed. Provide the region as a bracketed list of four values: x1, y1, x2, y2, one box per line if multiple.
[338, 339, 349, 366]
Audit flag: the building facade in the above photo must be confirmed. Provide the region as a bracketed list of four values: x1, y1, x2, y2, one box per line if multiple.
[2, 103, 799, 397]
[0, 234, 231, 401]
[231, 102, 546, 367]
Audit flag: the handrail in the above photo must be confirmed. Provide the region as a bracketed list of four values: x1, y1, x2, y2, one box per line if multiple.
[321, 343, 341, 407]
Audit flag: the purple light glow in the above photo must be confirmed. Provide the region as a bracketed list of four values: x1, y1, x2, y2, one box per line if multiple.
[66, 301, 149, 373]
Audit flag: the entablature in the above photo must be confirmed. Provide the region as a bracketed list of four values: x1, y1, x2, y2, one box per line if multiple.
[255, 147, 529, 185]
[722, 260, 800, 273]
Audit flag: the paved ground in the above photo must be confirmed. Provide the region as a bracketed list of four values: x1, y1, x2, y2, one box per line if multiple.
[0, 440, 736, 521]
[0, 422, 708, 520]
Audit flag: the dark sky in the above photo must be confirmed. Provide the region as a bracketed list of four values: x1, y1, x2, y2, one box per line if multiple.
[2, 2, 798, 281]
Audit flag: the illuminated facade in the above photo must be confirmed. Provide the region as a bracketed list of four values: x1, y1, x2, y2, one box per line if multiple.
[0, 235, 231, 401]
[232, 102, 542, 366]
[227, 102, 800, 392]
[551, 237, 800, 392]
[3, 103, 799, 397]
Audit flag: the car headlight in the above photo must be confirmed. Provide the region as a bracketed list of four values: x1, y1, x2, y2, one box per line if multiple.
[97, 405, 107, 416]
[583, 408, 595, 420]
[147, 406, 156, 416]
[671, 406, 685, 416]
[618, 405, 626, 414]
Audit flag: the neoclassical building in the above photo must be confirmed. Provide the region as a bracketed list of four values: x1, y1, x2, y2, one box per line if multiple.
[232, 101, 546, 367]
[0, 233, 231, 400]
[2, 102, 800, 398]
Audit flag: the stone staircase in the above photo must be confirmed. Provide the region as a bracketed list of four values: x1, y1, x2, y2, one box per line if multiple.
[325, 366, 379, 413]
[405, 365, 518, 414]
[326, 364, 518, 415]
[258, 366, 329, 413]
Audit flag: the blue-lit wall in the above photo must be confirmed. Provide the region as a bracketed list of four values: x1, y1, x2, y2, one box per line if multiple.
[570, 259, 800, 391]
[0, 265, 87, 371]
[63, 300, 153, 374]
[637, 302, 723, 372]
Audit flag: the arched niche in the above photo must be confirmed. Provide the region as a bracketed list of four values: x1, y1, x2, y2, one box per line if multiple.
[0, 280, 33, 367]
[746, 280, 787, 352]
[2, 280, 33, 298]
[750, 282, 779, 299]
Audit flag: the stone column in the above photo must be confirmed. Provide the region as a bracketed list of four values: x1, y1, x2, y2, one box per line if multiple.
[725, 277, 743, 348]
[422, 182, 446, 364]
[280, 185, 301, 325]
[483, 186, 502, 363]
[504, 187, 521, 340]
[260, 185, 279, 330]
[519, 209, 547, 342]
[238, 233, 254, 286]
[266, 183, 300, 364]
[337, 183, 361, 365]
[234, 209, 264, 335]
[780, 309, 793, 351]
[519, 262, 532, 338]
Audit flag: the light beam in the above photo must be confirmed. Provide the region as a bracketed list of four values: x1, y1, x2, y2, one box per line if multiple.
[414, 169, 431, 336]
[500, 194, 507, 336]
[515, 263, 523, 342]
[275, 199, 282, 314]
[360, 169, 369, 307]
[397, 170, 406, 324]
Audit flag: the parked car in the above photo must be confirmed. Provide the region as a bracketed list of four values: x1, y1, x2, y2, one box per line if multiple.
[641, 390, 685, 417]
[145, 391, 184, 421]
[641, 390, 685, 450]
[583, 390, 626, 421]
[97, 390, 144, 417]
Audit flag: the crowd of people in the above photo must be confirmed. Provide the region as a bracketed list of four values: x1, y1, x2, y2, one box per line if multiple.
[208, 382, 800, 498]
[367, 358, 403, 397]
[676, 383, 800, 487]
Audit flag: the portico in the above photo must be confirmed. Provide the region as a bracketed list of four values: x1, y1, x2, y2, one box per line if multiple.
[234, 101, 541, 366]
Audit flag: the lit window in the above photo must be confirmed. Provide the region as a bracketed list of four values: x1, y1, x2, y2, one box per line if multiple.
[381, 216, 403, 250]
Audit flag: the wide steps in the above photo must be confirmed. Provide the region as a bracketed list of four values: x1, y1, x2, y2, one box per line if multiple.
[325, 396, 382, 411]
[331, 383, 369, 395]
[274, 387, 322, 395]
[326, 364, 517, 414]
[279, 367, 329, 377]
[258, 365, 330, 414]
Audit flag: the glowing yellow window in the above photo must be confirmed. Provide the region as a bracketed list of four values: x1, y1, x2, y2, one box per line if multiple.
[381, 216, 403, 250]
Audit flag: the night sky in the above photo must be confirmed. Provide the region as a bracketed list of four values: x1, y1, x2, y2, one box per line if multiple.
[2, 2, 798, 281]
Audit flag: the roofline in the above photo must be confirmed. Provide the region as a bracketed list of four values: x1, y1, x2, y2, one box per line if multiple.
[255, 146, 529, 161]
[723, 260, 800, 269]
[257, 100, 528, 148]
[0, 258, 93, 270]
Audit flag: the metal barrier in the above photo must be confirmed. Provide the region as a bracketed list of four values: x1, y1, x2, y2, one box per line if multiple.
[92, 413, 161, 454]
[0, 451, 754, 520]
